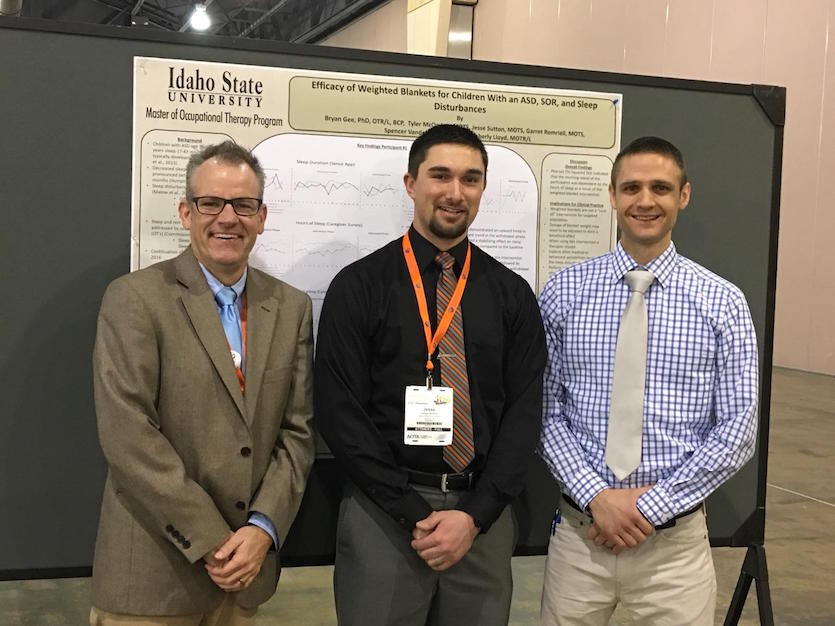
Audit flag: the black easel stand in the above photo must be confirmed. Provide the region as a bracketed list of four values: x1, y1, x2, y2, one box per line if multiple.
[724, 544, 774, 625]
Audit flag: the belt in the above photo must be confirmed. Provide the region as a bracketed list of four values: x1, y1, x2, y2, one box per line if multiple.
[407, 469, 477, 493]
[561, 494, 702, 530]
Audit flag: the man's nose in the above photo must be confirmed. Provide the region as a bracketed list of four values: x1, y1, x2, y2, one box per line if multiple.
[636, 186, 654, 206]
[445, 179, 463, 202]
[217, 201, 239, 221]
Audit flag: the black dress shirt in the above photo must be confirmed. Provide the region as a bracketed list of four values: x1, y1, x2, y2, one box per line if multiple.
[315, 227, 546, 533]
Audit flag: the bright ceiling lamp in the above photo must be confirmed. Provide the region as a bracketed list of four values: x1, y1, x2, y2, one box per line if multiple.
[189, 4, 211, 31]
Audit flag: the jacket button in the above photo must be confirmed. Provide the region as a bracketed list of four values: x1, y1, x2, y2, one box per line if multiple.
[173, 530, 181, 539]
[240, 447, 251, 457]
[183, 540, 191, 549]
[165, 524, 173, 533]
[236, 501, 246, 510]
[399, 517, 407, 526]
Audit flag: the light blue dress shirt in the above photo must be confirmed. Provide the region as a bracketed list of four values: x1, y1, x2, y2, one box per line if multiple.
[199, 263, 278, 548]
[537, 242, 759, 525]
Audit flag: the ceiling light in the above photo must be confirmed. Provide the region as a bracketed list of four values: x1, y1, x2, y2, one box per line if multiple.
[189, 4, 211, 31]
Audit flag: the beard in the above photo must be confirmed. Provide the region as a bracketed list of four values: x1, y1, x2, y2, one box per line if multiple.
[428, 211, 469, 242]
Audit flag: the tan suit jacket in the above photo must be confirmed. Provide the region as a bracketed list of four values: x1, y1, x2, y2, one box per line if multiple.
[90, 248, 315, 615]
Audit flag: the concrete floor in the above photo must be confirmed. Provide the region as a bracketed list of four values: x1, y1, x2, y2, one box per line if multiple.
[1, 367, 833, 625]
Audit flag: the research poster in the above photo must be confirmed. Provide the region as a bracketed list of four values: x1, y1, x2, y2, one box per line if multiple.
[132, 56, 622, 326]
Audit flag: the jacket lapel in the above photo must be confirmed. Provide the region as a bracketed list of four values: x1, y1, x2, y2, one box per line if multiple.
[243, 268, 279, 423]
[175, 249, 247, 421]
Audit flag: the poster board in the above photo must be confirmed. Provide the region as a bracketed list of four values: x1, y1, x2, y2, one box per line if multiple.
[0, 16, 782, 576]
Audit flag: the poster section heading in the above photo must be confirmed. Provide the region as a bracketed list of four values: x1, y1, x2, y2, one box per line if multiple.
[289, 77, 617, 148]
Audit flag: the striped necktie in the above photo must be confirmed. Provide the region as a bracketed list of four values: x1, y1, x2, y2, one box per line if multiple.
[435, 252, 474, 472]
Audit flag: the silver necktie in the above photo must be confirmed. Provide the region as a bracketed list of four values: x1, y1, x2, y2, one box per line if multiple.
[605, 269, 655, 480]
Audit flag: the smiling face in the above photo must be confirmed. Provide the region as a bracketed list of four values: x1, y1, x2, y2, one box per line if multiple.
[178, 157, 266, 285]
[610, 152, 691, 265]
[404, 143, 486, 250]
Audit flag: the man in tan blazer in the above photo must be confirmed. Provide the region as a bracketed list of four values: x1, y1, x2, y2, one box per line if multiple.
[90, 141, 315, 625]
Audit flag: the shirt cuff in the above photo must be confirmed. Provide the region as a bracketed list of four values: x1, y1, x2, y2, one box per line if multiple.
[636, 485, 675, 526]
[386, 488, 435, 533]
[456, 488, 504, 534]
[247, 511, 278, 549]
[567, 469, 610, 510]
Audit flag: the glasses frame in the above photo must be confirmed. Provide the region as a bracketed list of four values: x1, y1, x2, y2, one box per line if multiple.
[190, 196, 264, 216]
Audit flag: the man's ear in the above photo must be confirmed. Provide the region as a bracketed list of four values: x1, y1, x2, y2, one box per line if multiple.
[679, 181, 692, 210]
[178, 198, 192, 230]
[404, 172, 416, 200]
[256, 204, 267, 235]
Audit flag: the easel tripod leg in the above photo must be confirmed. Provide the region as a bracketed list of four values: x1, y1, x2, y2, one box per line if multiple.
[723, 545, 774, 626]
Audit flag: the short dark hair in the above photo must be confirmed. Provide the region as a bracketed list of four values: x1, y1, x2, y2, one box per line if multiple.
[407, 124, 488, 178]
[611, 136, 688, 187]
[185, 140, 265, 198]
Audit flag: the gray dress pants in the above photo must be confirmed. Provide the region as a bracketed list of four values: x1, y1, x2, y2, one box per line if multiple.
[334, 481, 516, 626]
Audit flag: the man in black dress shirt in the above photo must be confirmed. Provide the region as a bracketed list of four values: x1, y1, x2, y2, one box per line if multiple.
[315, 124, 546, 625]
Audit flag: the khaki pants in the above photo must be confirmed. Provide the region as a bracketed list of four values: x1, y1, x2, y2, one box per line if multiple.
[541, 498, 716, 626]
[90, 595, 257, 626]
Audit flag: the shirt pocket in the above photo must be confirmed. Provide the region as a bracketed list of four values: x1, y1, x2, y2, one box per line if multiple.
[650, 318, 716, 417]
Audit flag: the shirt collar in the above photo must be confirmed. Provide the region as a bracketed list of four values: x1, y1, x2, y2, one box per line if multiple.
[408, 225, 469, 273]
[610, 241, 677, 288]
[199, 263, 247, 300]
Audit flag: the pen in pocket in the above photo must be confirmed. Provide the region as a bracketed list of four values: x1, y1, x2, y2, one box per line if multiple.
[550, 510, 562, 536]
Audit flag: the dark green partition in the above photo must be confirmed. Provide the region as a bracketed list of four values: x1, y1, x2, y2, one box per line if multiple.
[0, 16, 782, 577]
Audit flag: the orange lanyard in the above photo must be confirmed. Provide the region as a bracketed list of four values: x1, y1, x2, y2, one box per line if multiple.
[232, 294, 247, 392]
[402, 232, 471, 387]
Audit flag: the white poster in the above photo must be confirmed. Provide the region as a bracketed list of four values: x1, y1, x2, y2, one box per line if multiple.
[133, 57, 622, 326]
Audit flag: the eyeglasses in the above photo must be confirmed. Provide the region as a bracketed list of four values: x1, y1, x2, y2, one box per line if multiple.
[191, 196, 263, 216]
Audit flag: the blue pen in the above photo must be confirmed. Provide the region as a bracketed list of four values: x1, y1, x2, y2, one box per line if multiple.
[550, 509, 562, 536]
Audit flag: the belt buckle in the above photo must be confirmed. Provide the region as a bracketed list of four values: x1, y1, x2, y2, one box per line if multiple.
[440, 473, 449, 493]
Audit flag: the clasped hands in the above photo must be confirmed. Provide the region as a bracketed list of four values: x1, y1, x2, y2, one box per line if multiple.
[586, 485, 654, 555]
[410, 509, 479, 572]
[203, 525, 272, 592]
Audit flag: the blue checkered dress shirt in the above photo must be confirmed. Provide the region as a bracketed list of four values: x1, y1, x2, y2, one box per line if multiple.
[537, 242, 758, 525]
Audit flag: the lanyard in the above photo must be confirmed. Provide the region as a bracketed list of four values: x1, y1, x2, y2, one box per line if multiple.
[402, 232, 471, 388]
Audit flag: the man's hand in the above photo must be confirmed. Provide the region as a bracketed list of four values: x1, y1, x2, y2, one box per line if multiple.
[203, 531, 233, 568]
[410, 510, 479, 572]
[587, 486, 653, 553]
[204, 526, 273, 591]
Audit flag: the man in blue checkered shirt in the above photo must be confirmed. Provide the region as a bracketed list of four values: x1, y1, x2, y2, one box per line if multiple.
[538, 136, 758, 625]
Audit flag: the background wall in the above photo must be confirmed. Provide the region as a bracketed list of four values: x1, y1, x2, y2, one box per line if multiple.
[322, 0, 407, 51]
[321, 0, 835, 376]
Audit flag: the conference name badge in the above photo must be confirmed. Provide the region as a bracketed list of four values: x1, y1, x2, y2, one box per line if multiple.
[404, 386, 454, 446]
